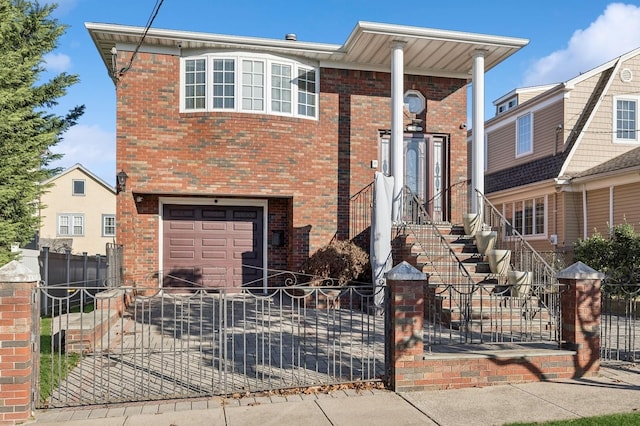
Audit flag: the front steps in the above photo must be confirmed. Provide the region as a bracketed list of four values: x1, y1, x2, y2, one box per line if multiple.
[397, 223, 556, 339]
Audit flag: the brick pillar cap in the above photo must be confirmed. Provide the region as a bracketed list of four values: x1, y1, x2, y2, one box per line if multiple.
[386, 261, 427, 281]
[0, 260, 40, 282]
[557, 261, 604, 280]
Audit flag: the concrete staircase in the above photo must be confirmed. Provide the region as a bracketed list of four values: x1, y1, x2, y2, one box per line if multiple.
[397, 223, 555, 340]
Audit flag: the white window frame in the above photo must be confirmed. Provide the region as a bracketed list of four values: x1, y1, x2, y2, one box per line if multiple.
[613, 95, 639, 143]
[271, 63, 292, 114]
[72, 179, 85, 196]
[502, 196, 547, 239]
[184, 58, 207, 110]
[57, 213, 85, 237]
[180, 53, 319, 119]
[102, 214, 116, 237]
[212, 58, 235, 110]
[516, 112, 533, 157]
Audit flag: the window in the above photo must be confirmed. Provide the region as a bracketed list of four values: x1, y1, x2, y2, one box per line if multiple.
[242, 60, 264, 111]
[182, 54, 318, 119]
[614, 96, 638, 142]
[102, 214, 115, 237]
[58, 214, 84, 236]
[72, 179, 85, 196]
[213, 59, 235, 109]
[297, 68, 316, 117]
[504, 197, 546, 237]
[516, 113, 532, 156]
[271, 63, 292, 113]
[185, 59, 206, 110]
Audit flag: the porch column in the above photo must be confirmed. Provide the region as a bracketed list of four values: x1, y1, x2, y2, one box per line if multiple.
[391, 40, 406, 222]
[471, 49, 486, 214]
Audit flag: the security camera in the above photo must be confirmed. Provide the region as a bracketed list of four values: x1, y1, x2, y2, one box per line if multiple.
[177, 42, 183, 48]
[460, 123, 467, 129]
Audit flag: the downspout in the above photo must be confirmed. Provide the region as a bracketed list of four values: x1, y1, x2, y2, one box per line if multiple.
[582, 184, 587, 239]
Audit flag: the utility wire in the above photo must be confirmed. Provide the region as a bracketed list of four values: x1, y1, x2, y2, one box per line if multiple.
[116, 0, 165, 81]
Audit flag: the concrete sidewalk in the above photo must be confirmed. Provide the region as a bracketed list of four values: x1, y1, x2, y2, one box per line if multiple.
[32, 365, 640, 426]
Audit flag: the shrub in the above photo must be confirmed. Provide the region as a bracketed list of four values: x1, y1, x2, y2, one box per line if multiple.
[300, 240, 369, 285]
[574, 222, 640, 293]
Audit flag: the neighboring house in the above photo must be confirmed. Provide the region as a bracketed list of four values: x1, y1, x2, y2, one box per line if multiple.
[482, 47, 640, 258]
[86, 21, 527, 288]
[40, 164, 116, 255]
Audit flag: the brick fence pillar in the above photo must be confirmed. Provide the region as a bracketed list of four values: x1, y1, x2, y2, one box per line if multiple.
[0, 261, 39, 424]
[386, 261, 428, 392]
[557, 261, 603, 378]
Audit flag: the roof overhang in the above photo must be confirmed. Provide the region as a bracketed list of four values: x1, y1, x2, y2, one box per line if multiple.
[86, 21, 528, 83]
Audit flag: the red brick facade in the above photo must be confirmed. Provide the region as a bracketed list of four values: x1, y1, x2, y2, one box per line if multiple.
[115, 52, 467, 286]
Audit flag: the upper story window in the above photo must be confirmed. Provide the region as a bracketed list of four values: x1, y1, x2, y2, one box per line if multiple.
[182, 53, 318, 119]
[516, 112, 533, 157]
[614, 96, 638, 143]
[72, 179, 85, 196]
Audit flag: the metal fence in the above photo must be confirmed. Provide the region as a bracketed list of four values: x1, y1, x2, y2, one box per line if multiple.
[600, 276, 640, 363]
[423, 281, 561, 350]
[36, 281, 385, 408]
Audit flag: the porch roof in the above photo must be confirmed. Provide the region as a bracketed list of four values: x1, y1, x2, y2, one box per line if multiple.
[86, 21, 528, 82]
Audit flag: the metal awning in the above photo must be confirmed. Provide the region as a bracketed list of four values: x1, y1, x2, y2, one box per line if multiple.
[86, 21, 528, 82]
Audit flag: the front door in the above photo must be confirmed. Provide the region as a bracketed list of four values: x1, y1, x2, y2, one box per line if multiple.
[379, 133, 448, 221]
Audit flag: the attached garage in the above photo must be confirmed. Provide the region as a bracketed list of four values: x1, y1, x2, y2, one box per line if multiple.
[162, 202, 264, 288]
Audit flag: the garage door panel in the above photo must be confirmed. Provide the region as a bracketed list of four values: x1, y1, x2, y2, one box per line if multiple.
[233, 222, 254, 232]
[169, 238, 195, 247]
[201, 238, 226, 246]
[236, 251, 258, 260]
[169, 222, 196, 230]
[202, 251, 227, 259]
[202, 209, 228, 219]
[233, 210, 258, 219]
[167, 208, 196, 218]
[201, 222, 228, 231]
[234, 238, 253, 247]
[170, 250, 195, 259]
[163, 204, 263, 289]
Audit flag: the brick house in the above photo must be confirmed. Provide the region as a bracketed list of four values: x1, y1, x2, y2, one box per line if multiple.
[86, 21, 527, 288]
[482, 47, 640, 260]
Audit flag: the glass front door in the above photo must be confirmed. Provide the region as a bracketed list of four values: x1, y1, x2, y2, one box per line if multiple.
[379, 133, 448, 221]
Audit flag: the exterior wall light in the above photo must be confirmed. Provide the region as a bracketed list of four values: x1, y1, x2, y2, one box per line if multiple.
[116, 170, 128, 194]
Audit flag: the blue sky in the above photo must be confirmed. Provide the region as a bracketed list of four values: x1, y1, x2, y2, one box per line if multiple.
[43, 0, 640, 184]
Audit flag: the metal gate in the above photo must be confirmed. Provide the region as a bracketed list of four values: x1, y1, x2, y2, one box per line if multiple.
[600, 274, 640, 364]
[36, 275, 385, 408]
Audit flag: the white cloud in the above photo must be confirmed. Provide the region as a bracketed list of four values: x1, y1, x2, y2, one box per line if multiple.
[50, 124, 116, 184]
[43, 53, 71, 73]
[523, 3, 640, 86]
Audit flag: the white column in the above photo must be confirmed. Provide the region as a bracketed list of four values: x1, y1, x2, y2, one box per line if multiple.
[391, 41, 405, 222]
[471, 49, 486, 214]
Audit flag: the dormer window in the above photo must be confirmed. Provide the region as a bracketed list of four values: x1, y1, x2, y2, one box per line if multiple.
[181, 53, 318, 119]
[497, 97, 518, 115]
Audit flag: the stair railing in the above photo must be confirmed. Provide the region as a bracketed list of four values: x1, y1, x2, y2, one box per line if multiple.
[349, 181, 374, 244]
[403, 185, 476, 287]
[477, 190, 561, 341]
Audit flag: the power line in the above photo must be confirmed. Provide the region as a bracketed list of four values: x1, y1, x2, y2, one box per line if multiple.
[116, 0, 165, 81]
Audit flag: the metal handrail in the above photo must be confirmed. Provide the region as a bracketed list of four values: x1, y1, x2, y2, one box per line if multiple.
[402, 185, 476, 288]
[349, 181, 374, 242]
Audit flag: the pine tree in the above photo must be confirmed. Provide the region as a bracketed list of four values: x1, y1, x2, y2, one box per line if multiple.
[0, 0, 83, 265]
